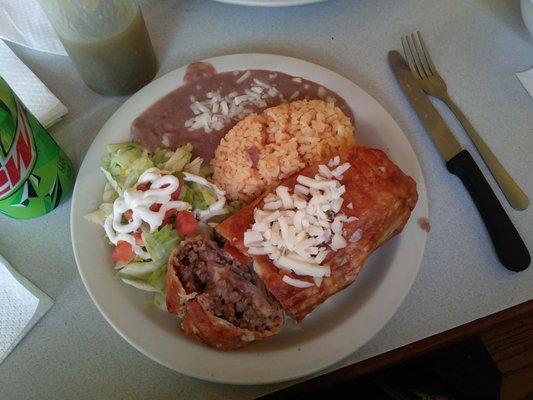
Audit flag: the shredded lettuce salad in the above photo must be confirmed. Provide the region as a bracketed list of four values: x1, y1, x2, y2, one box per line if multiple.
[85, 142, 239, 310]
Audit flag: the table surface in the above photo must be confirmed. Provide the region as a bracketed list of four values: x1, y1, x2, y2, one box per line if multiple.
[0, 0, 532, 399]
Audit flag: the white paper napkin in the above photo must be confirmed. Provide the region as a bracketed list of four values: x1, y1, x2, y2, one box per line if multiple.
[0, 40, 68, 128]
[0, 254, 53, 364]
[516, 67, 533, 99]
[0, 0, 66, 56]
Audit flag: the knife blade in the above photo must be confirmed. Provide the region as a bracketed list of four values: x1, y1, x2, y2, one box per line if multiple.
[388, 50, 530, 272]
[388, 50, 462, 161]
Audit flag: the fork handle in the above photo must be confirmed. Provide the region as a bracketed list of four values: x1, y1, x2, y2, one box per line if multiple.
[446, 150, 530, 271]
[441, 94, 529, 211]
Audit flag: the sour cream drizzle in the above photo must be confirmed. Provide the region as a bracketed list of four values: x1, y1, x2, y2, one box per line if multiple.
[104, 168, 190, 259]
[182, 172, 226, 220]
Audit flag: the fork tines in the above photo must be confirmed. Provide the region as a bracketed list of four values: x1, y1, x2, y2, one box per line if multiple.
[401, 31, 437, 80]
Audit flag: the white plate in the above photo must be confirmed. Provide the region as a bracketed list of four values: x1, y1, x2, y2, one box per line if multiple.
[71, 53, 428, 385]
[212, 0, 326, 6]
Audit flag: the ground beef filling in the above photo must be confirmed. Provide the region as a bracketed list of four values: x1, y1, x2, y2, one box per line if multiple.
[173, 237, 280, 331]
[173, 239, 218, 294]
[201, 276, 280, 332]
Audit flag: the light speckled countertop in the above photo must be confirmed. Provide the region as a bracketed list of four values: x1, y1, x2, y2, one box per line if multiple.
[0, 0, 532, 399]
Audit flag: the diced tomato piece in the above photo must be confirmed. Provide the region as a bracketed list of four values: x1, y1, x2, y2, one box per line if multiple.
[137, 182, 150, 191]
[112, 241, 134, 263]
[133, 231, 143, 246]
[175, 211, 198, 236]
[150, 203, 162, 212]
[170, 177, 184, 200]
[170, 189, 181, 201]
[162, 209, 178, 225]
[123, 209, 133, 221]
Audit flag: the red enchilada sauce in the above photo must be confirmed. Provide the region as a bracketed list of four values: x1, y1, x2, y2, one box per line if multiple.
[131, 63, 353, 161]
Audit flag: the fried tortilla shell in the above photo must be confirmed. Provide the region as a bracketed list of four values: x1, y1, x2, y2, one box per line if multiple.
[216, 145, 418, 321]
[166, 237, 284, 350]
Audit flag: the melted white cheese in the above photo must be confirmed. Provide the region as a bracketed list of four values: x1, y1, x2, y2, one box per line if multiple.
[244, 158, 361, 289]
[282, 275, 314, 288]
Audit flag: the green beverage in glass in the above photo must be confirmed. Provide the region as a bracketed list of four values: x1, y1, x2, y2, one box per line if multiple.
[0, 75, 74, 219]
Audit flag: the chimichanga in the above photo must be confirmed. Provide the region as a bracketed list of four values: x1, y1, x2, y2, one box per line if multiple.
[166, 237, 284, 350]
[216, 145, 418, 321]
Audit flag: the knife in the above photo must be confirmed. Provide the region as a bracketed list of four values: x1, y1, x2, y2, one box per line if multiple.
[388, 50, 530, 272]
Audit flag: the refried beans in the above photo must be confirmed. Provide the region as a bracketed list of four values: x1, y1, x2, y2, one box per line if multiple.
[131, 62, 353, 161]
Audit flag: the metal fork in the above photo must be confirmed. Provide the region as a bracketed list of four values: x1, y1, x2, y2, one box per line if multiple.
[402, 31, 529, 211]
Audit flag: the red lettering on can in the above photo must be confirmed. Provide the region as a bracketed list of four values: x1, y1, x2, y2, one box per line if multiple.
[0, 170, 9, 196]
[5, 158, 20, 185]
[16, 125, 32, 165]
[0, 102, 36, 199]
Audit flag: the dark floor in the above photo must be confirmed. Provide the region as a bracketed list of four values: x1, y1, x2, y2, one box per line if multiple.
[481, 312, 533, 400]
[261, 310, 533, 400]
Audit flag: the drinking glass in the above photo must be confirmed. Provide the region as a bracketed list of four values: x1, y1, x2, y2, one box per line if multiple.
[39, 0, 158, 96]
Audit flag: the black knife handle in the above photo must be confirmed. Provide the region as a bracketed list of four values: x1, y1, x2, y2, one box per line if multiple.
[446, 150, 530, 271]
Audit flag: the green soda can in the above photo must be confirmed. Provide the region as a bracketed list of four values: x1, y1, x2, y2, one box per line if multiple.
[0, 75, 74, 219]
